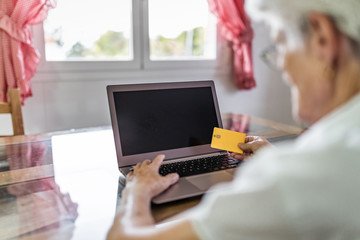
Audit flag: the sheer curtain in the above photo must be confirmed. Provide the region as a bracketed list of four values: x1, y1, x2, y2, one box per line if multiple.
[208, 0, 256, 90]
[0, 0, 56, 103]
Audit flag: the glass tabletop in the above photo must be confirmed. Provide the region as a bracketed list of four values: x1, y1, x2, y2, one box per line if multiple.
[0, 128, 120, 240]
[0, 117, 301, 239]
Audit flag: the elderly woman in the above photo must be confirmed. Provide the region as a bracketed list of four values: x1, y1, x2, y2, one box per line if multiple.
[107, 0, 360, 239]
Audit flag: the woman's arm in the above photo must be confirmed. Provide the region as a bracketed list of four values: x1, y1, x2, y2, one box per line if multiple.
[106, 155, 200, 240]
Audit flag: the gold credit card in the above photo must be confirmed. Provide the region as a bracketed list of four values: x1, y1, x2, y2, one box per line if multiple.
[211, 127, 246, 154]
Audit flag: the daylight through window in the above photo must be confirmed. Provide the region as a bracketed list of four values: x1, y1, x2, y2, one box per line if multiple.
[43, 0, 216, 64]
[148, 0, 217, 60]
[44, 0, 132, 61]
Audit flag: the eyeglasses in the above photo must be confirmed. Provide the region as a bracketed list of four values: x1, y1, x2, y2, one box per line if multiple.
[261, 45, 281, 71]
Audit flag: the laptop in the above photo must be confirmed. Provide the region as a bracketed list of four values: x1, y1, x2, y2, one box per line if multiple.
[107, 80, 241, 204]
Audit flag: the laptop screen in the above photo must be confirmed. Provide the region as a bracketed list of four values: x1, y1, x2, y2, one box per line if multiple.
[113, 86, 219, 156]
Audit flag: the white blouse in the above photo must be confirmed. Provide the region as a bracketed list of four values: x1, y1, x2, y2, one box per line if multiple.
[190, 94, 360, 240]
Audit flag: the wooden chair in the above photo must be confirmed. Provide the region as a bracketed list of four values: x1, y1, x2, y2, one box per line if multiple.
[0, 89, 25, 136]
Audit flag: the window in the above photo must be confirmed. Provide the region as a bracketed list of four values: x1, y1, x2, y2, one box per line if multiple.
[148, 0, 216, 60]
[44, 0, 132, 61]
[40, 0, 217, 71]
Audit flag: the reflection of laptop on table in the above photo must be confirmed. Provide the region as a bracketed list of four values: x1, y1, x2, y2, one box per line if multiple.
[107, 81, 241, 204]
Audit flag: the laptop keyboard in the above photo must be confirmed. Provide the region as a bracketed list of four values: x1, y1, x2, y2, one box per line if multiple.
[159, 155, 240, 177]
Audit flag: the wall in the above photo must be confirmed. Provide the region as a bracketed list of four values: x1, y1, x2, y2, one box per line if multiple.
[0, 23, 296, 135]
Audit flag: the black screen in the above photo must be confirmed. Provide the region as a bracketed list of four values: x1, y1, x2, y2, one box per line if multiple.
[114, 87, 219, 156]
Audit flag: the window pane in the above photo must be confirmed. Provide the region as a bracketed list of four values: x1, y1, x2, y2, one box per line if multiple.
[44, 0, 132, 61]
[148, 0, 216, 61]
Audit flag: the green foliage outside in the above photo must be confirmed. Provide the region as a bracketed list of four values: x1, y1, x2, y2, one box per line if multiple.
[67, 42, 90, 58]
[67, 31, 129, 58]
[150, 27, 205, 58]
[66, 27, 205, 59]
[192, 27, 205, 56]
[94, 31, 129, 57]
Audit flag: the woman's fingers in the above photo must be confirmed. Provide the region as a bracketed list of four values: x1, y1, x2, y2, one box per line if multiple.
[151, 154, 165, 170]
[231, 152, 252, 160]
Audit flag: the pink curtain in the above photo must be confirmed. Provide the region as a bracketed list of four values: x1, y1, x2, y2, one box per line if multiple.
[207, 0, 256, 90]
[0, 0, 56, 104]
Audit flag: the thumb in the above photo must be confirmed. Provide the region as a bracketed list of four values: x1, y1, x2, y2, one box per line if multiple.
[164, 173, 180, 186]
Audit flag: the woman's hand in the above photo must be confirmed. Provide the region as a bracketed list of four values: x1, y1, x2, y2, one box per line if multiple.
[230, 136, 272, 160]
[125, 155, 179, 199]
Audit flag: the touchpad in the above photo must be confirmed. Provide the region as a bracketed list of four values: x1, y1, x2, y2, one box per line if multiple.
[187, 171, 233, 191]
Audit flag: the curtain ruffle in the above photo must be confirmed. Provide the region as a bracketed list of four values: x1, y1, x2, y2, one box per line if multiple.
[0, 0, 56, 104]
[208, 0, 256, 90]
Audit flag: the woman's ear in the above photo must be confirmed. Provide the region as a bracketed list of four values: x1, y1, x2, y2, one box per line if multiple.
[307, 12, 340, 65]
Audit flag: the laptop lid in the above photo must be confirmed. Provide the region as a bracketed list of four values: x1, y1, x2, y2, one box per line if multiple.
[107, 80, 224, 168]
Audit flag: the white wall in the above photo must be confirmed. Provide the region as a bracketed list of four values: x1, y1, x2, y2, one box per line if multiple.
[0, 23, 296, 135]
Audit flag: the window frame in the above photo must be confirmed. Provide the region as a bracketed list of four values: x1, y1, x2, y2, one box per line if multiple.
[141, 0, 216, 70]
[33, 0, 217, 74]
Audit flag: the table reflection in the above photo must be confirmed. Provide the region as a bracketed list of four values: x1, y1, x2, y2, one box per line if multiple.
[223, 113, 251, 133]
[0, 138, 78, 239]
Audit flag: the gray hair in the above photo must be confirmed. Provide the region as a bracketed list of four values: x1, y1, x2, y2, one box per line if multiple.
[246, 0, 360, 50]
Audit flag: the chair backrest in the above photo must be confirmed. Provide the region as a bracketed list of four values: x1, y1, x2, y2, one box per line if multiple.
[0, 89, 24, 136]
